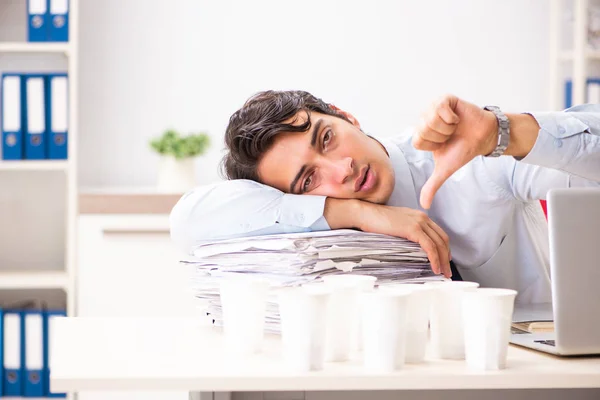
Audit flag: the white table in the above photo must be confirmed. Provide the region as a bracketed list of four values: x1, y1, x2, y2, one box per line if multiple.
[50, 317, 600, 399]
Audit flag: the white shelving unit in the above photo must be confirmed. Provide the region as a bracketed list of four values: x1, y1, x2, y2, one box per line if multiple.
[0, 41, 70, 54]
[0, 160, 70, 171]
[0, 270, 70, 290]
[0, 0, 78, 320]
[550, 0, 599, 109]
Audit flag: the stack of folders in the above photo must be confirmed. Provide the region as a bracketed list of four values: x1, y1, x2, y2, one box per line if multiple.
[185, 229, 443, 333]
[27, 0, 70, 42]
[0, 303, 66, 398]
[1, 73, 69, 161]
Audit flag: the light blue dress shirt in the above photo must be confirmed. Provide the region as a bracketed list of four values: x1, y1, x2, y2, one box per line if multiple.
[170, 104, 600, 304]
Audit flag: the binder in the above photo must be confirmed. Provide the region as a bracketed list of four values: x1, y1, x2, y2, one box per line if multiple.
[24, 74, 47, 160]
[1, 74, 24, 160]
[27, 0, 49, 42]
[564, 77, 600, 109]
[565, 80, 572, 109]
[44, 309, 67, 398]
[586, 79, 600, 104]
[48, 0, 69, 42]
[23, 311, 45, 397]
[3, 310, 24, 397]
[46, 74, 69, 159]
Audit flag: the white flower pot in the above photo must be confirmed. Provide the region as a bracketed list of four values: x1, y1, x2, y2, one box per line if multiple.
[157, 156, 197, 193]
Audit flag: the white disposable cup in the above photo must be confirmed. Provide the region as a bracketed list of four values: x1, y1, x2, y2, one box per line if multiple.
[360, 290, 409, 372]
[379, 284, 433, 363]
[425, 281, 479, 359]
[219, 275, 270, 355]
[462, 288, 518, 370]
[321, 275, 373, 361]
[341, 275, 378, 353]
[278, 285, 332, 372]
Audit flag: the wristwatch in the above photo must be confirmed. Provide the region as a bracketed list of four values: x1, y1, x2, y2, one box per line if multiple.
[483, 105, 510, 157]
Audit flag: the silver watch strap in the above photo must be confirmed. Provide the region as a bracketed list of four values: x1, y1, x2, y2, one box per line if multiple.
[483, 105, 510, 157]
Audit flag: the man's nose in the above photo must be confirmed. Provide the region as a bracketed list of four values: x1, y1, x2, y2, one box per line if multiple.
[331, 157, 354, 184]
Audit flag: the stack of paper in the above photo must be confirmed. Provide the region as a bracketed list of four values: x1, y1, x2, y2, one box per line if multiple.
[185, 229, 442, 332]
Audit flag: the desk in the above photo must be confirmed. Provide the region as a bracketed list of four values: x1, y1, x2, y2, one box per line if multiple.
[50, 317, 600, 400]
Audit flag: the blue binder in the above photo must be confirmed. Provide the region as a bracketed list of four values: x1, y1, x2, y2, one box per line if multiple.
[46, 74, 69, 160]
[44, 309, 67, 398]
[563, 77, 600, 109]
[565, 80, 572, 109]
[48, 0, 69, 42]
[3, 310, 24, 397]
[1, 74, 24, 160]
[24, 74, 47, 160]
[23, 310, 45, 397]
[27, 0, 49, 42]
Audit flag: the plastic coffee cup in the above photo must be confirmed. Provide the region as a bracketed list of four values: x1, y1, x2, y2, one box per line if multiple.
[321, 275, 374, 361]
[219, 274, 270, 355]
[462, 288, 518, 370]
[278, 285, 332, 371]
[360, 290, 410, 372]
[426, 281, 479, 359]
[379, 284, 433, 363]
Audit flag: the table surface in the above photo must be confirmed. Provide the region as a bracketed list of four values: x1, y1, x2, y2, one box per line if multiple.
[50, 317, 600, 393]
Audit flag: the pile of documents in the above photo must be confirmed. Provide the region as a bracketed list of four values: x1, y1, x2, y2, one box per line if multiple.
[184, 229, 442, 332]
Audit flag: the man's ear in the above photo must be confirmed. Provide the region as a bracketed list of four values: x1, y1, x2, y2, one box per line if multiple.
[329, 104, 361, 129]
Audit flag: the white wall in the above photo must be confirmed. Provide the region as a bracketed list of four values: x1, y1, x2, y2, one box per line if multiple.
[78, 0, 550, 188]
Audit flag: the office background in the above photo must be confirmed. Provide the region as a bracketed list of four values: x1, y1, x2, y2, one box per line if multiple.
[77, 0, 552, 188]
[1, 1, 599, 400]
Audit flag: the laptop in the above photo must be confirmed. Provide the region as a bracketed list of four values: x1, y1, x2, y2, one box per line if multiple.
[509, 188, 600, 356]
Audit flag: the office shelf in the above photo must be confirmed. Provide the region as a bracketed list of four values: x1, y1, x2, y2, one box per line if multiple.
[558, 49, 600, 61]
[0, 0, 79, 321]
[0, 160, 69, 171]
[0, 42, 70, 54]
[0, 270, 69, 290]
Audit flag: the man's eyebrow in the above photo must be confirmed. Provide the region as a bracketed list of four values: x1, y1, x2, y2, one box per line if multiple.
[310, 119, 324, 147]
[290, 119, 323, 194]
[290, 165, 307, 194]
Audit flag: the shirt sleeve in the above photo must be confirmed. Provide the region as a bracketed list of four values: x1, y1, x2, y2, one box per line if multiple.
[480, 104, 600, 202]
[518, 104, 600, 181]
[169, 179, 329, 254]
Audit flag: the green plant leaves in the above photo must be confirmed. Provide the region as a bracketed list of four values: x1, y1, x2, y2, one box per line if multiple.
[150, 129, 210, 160]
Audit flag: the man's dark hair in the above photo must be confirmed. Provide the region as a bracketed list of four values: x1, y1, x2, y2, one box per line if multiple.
[221, 90, 351, 182]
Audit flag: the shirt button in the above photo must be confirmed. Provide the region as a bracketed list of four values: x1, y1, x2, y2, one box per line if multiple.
[558, 126, 566, 134]
[242, 223, 250, 229]
[554, 138, 563, 148]
[298, 214, 305, 223]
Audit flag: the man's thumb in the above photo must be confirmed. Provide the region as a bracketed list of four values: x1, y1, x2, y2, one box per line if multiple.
[420, 165, 451, 210]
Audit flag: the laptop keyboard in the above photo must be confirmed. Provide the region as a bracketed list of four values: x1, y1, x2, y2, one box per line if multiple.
[534, 339, 556, 347]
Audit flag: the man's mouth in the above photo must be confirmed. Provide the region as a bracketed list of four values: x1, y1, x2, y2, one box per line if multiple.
[355, 165, 375, 192]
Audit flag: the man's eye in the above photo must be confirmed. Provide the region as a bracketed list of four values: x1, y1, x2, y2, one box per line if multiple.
[323, 130, 332, 147]
[303, 174, 313, 192]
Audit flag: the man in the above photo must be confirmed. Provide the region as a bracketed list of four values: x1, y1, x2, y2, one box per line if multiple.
[170, 91, 600, 304]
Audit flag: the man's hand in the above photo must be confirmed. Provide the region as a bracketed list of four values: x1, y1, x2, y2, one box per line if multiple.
[413, 94, 499, 210]
[324, 198, 452, 278]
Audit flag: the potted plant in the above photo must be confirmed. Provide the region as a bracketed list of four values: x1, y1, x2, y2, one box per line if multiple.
[150, 129, 210, 192]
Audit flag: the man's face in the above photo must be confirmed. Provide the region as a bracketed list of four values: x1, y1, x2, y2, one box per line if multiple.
[257, 111, 395, 204]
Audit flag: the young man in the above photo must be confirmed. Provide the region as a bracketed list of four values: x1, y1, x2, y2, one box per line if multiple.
[170, 91, 600, 304]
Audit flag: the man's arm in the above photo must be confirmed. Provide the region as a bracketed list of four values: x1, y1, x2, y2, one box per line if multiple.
[480, 105, 600, 201]
[513, 104, 600, 181]
[170, 179, 452, 277]
[414, 97, 600, 208]
[169, 179, 329, 252]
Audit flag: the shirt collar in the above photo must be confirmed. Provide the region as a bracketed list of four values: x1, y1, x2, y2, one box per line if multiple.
[377, 137, 420, 211]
